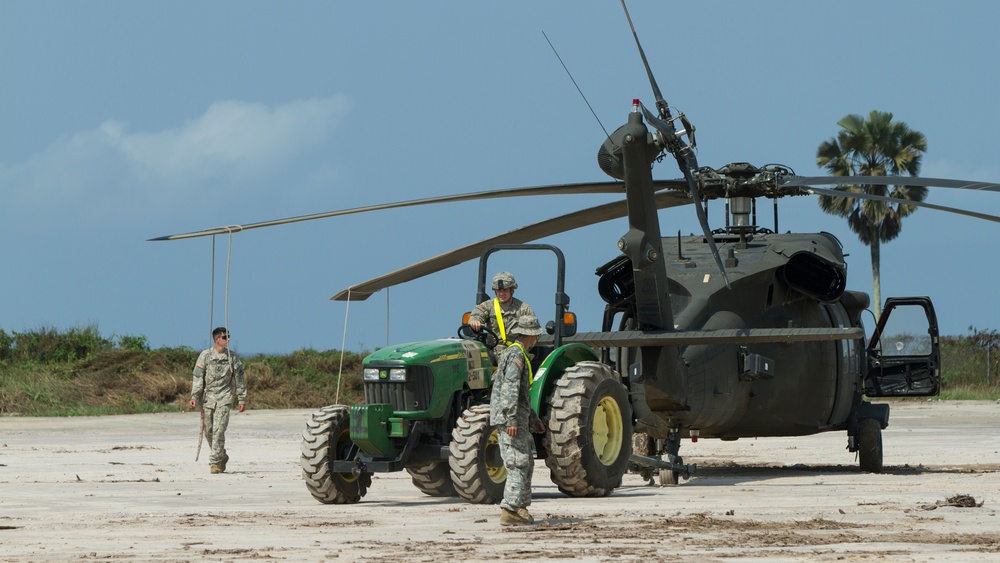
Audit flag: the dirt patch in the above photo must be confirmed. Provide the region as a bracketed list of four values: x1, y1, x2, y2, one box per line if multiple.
[1, 402, 999, 561]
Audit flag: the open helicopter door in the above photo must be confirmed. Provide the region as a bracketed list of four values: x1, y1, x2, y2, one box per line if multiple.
[864, 297, 941, 397]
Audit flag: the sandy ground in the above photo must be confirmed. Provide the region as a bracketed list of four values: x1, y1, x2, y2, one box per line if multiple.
[1, 401, 999, 562]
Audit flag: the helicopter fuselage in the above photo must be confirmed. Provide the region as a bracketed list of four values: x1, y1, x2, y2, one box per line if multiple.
[601, 230, 871, 440]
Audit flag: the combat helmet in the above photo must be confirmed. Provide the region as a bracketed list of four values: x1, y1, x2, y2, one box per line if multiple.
[492, 271, 517, 291]
[511, 315, 544, 336]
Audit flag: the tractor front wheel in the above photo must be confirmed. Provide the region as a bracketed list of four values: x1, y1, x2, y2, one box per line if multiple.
[546, 361, 633, 497]
[301, 405, 372, 504]
[406, 461, 458, 497]
[449, 404, 505, 504]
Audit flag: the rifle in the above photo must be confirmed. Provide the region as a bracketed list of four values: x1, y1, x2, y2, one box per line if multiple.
[195, 407, 205, 462]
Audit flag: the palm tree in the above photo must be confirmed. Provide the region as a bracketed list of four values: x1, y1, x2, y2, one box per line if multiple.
[816, 110, 927, 319]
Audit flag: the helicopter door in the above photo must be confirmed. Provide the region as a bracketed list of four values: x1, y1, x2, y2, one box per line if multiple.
[864, 297, 940, 397]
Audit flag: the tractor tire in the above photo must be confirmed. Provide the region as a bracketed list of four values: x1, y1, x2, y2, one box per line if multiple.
[630, 432, 657, 484]
[301, 405, 372, 504]
[857, 417, 884, 473]
[545, 361, 633, 497]
[631, 431, 655, 458]
[406, 461, 458, 497]
[449, 404, 505, 504]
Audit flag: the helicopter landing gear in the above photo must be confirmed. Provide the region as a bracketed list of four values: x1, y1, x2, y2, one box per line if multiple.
[857, 418, 884, 473]
[659, 428, 684, 486]
[627, 426, 695, 485]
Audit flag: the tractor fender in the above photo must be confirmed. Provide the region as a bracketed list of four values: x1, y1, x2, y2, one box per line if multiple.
[530, 342, 600, 417]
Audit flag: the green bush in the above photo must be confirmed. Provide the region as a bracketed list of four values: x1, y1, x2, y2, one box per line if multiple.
[0, 329, 12, 361]
[8, 325, 113, 363]
[117, 334, 150, 352]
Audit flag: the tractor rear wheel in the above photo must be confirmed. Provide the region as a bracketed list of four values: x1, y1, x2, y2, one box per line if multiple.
[545, 361, 633, 497]
[449, 404, 505, 504]
[301, 405, 372, 504]
[857, 418, 884, 473]
[406, 461, 458, 497]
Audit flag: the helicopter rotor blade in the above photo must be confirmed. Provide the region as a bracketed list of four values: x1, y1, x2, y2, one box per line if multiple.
[630, 81, 730, 287]
[621, 0, 666, 112]
[149, 181, 686, 241]
[620, 0, 730, 287]
[803, 185, 1000, 224]
[331, 191, 692, 301]
[781, 175, 1000, 192]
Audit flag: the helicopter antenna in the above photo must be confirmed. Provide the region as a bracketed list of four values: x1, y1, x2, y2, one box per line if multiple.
[543, 31, 610, 140]
[620, 0, 730, 288]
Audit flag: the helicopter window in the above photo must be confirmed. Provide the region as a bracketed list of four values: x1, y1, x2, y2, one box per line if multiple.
[875, 307, 932, 357]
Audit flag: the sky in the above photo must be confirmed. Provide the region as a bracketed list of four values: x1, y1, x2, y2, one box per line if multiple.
[2, 1, 999, 355]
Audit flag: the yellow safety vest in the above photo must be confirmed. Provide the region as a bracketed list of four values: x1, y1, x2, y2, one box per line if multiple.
[511, 342, 534, 386]
[493, 298, 511, 346]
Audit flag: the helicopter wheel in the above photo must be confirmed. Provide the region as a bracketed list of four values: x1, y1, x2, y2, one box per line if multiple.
[857, 418, 884, 473]
[658, 454, 683, 487]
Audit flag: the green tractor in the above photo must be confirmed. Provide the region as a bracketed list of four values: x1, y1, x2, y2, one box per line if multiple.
[301, 244, 636, 504]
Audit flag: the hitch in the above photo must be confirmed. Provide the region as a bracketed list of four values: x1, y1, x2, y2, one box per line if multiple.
[351, 457, 366, 477]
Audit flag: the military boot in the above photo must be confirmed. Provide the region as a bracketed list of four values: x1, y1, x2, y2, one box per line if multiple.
[516, 507, 534, 524]
[219, 454, 229, 472]
[210, 465, 223, 474]
[500, 507, 530, 526]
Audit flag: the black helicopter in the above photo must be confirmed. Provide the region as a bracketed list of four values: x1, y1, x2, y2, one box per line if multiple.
[154, 2, 1000, 486]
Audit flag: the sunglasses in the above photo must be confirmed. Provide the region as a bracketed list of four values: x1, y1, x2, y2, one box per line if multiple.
[217, 335, 230, 340]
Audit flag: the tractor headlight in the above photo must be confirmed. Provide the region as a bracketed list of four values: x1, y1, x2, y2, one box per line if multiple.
[363, 368, 380, 382]
[388, 368, 407, 382]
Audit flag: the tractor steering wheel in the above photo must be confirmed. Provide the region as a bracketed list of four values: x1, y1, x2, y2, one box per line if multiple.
[458, 323, 499, 350]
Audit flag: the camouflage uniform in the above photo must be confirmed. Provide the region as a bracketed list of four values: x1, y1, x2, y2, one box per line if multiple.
[469, 297, 536, 356]
[192, 347, 246, 470]
[489, 342, 542, 513]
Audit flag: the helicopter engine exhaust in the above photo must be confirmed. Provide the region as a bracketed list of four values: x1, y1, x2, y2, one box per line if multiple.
[598, 124, 660, 181]
[780, 251, 847, 303]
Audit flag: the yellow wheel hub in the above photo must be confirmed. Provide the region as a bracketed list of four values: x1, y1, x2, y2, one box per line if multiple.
[486, 428, 508, 484]
[335, 428, 359, 483]
[593, 395, 624, 466]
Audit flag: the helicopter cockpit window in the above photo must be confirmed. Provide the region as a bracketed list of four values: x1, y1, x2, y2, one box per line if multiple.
[875, 306, 932, 357]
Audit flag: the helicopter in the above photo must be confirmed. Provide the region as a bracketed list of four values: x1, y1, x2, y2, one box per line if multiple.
[153, 1, 1000, 493]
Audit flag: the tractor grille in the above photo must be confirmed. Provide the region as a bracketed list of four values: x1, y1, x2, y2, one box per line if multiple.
[363, 366, 434, 412]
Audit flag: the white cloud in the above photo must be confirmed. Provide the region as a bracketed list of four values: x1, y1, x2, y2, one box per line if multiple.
[120, 98, 348, 182]
[0, 96, 350, 225]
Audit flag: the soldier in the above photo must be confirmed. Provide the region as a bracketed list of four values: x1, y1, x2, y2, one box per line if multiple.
[468, 271, 537, 356]
[489, 315, 546, 526]
[188, 327, 247, 474]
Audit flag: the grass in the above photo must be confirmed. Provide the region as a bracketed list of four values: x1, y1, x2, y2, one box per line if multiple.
[0, 326, 365, 416]
[939, 333, 1000, 399]
[1, 326, 997, 416]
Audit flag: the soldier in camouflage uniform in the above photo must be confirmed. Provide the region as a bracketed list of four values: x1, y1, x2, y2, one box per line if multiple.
[468, 272, 537, 357]
[489, 315, 546, 526]
[188, 327, 247, 474]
